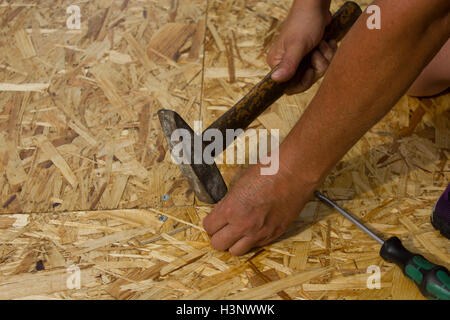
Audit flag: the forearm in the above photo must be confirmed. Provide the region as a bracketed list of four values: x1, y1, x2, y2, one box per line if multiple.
[292, 0, 331, 12]
[278, 0, 450, 186]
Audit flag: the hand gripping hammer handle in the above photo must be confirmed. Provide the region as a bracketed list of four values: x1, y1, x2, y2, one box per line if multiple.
[205, 2, 362, 152]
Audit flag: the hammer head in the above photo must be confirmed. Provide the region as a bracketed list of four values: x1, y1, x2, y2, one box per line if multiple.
[157, 109, 227, 204]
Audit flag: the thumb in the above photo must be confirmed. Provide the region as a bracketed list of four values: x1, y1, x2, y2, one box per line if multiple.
[271, 41, 309, 82]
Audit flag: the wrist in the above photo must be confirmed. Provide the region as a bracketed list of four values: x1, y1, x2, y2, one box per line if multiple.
[250, 159, 318, 208]
[275, 142, 325, 194]
[274, 123, 332, 191]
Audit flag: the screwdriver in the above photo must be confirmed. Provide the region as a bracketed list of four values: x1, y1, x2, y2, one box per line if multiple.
[314, 191, 450, 300]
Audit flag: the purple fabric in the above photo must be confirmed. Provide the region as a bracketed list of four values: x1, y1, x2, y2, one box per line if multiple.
[434, 183, 450, 224]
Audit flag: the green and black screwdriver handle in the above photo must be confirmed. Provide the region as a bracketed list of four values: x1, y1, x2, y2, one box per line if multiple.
[315, 191, 450, 300]
[380, 236, 450, 300]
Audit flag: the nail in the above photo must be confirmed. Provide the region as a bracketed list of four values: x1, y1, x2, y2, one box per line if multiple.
[161, 194, 170, 201]
[272, 68, 282, 80]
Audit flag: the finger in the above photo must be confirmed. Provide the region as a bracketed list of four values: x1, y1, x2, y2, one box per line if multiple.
[202, 202, 229, 236]
[325, 10, 332, 25]
[266, 41, 284, 69]
[328, 39, 338, 51]
[229, 223, 283, 256]
[285, 67, 315, 95]
[209, 224, 243, 252]
[228, 235, 257, 256]
[271, 41, 309, 82]
[318, 40, 334, 62]
[256, 226, 285, 247]
[310, 49, 329, 77]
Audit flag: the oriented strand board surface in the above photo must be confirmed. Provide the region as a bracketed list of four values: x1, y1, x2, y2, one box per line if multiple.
[0, 0, 448, 300]
[0, 0, 205, 212]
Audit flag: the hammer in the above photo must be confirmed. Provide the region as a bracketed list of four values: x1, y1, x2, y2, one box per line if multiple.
[158, 2, 362, 204]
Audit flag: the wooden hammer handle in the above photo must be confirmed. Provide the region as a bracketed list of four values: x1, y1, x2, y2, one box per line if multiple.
[206, 1, 362, 147]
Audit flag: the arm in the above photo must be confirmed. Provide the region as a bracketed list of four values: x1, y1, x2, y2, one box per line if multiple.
[203, 0, 450, 256]
[280, 0, 449, 186]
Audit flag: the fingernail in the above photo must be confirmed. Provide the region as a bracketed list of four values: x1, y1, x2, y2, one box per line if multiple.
[272, 69, 282, 80]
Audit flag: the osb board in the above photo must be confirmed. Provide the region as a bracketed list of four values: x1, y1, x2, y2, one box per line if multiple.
[0, 0, 449, 300]
[0, 198, 448, 299]
[0, 0, 206, 213]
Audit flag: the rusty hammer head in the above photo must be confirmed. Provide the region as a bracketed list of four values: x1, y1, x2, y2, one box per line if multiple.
[157, 109, 227, 204]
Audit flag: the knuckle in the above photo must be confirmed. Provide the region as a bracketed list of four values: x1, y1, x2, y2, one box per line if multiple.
[266, 45, 283, 68]
[311, 50, 321, 62]
[328, 39, 338, 51]
[318, 40, 328, 52]
[251, 215, 265, 229]
[320, 46, 333, 61]
[245, 214, 265, 233]
[312, 54, 328, 74]
[267, 49, 278, 63]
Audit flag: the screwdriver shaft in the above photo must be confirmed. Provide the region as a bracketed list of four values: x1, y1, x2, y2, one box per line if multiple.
[314, 191, 385, 245]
